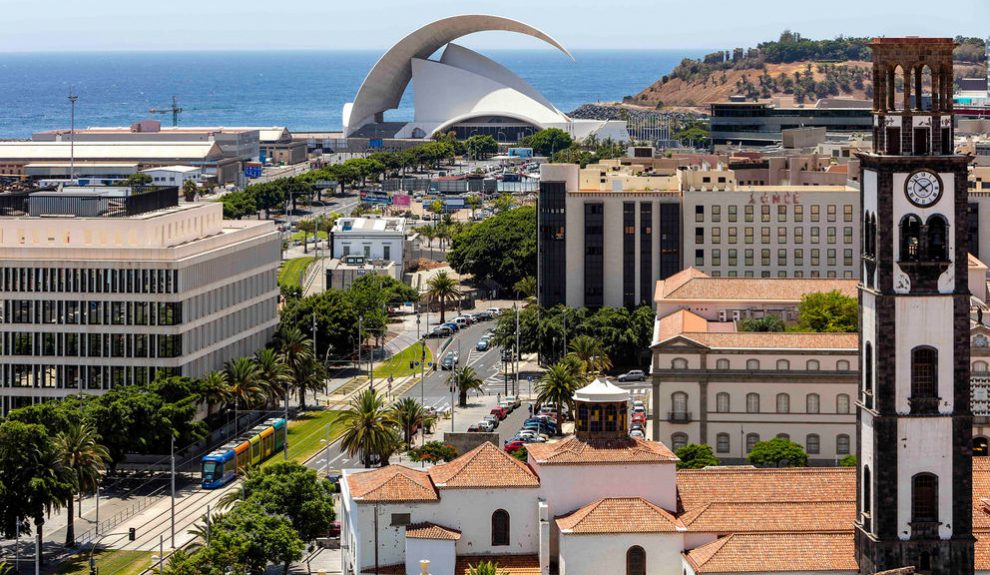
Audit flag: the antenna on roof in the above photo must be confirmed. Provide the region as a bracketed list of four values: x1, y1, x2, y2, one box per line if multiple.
[149, 96, 184, 127]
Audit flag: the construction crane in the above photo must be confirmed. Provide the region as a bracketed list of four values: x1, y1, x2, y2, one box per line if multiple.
[149, 96, 183, 127]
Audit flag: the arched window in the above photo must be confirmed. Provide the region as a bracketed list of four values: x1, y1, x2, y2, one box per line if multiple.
[716, 392, 730, 413]
[806, 434, 821, 454]
[776, 393, 790, 413]
[746, 359, 760, 370]
[671, 357, 689, 369]
[837, 360, 851, 371]
[836, 394, 851, 414]
[604, 403, 618, 432]
[807, 393, 821, 414]
[626, 546, 646, 575]
[776, 433, 790, 440]
[671, 392, 688, 416]
[911, 473, 938, 523]
[716, 433, 730, 453]
[927, 215, 948, 262]
[911, 346, 938, 401]
[716, 358, 730, 370]
[776, 359, 790, 370]
[863, 465, 872, 517]
[745, 433, 760, 453]
[491, 509, 510, 546]
[900, 214, 922, 261]
[974, 361, 989, 374]
[746, 392, 760, 413]
[671, 432, 688, 451]
[837, 434, 851, 455]
[806, 359, 820, 371]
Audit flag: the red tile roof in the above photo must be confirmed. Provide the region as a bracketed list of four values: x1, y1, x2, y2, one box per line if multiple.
[685, 532, 858, 573]
[680, 501, 855, 533]
[676, 467, 856, 512]
[456, 555, 540, 575]
[556, 497, 684, 534]
[428, 442, 539, 489]
[526, 436, 679, 466]
[405, 522, 461, 540]
[671, 331, 859, 350]
[345, 465, 439, 503]
[656, 267, 858, 303]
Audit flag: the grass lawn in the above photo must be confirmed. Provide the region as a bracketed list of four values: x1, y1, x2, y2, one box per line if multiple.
[290, 230, 329, 242]
[57, 549, 153, 575]
[262, 409, 343, 467]
[374, 343, 434, 378]
[278, 256, 315, 288]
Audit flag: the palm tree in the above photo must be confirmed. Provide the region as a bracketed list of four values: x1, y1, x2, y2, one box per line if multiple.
[466, 561, 509, 575]
[0, 562, 16, 575]
[254, 347, 291, 408]
[53, 423, 109, 547]
[331, 389, 396, 467]
[466, 194, 482, 220]
[186, 510, 226, 551]
[566, 335, 612, 376]
[226, 357, 264, 435]
[279, 326, 317, 409]
[452, 366, 485, 407]
[28, 443, 74, 562]
[514, 276, 537, 302]
[427, 271, 461, 324]
[199, 371, 230, 417]
[536, 361, 581, 433]
[420, 225, 437, 259]
[389, 398, 427, 448]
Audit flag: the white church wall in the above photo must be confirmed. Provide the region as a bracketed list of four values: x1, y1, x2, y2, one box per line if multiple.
[559, 532, 684, 575]
[432, 488, 541, 556]
[896, 416, 955, 539]
[405, 538, 455, 575]
[894, 297, 956, 413]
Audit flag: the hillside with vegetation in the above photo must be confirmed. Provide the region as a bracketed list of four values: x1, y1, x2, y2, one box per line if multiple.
[631, 32, 987, 111]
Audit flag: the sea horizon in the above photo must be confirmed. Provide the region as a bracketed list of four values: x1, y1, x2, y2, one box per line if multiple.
[0, 49, 705, 138]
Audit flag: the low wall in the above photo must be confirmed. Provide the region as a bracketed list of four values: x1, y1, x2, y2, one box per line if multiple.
[443, 432, 498, 455]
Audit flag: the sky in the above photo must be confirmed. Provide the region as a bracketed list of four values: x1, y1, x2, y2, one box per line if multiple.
[0, 0, 987, 52]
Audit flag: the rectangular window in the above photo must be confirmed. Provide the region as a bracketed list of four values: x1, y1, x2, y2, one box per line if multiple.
[745, 228, 754, 244]
[778, 249, 787, 266]
[761, 205, 771, 223]
[844, 249, 853, 266]
[712, 249, 721, 266]
[390, 513, 411, 527]
[795, 228, 804, 244]
[843, 204, 853, 222]
[827, 205, 836, 222]
[761, 227, 770, 244]
[827, 248, 837, 266]
[728, 227, 737, 244]
[745, 249, 754, 266]
[811, 249, 820, 266]
[728, 205, 738, 222]
[795, 249, 804, 266]
[383, 245, 391, 260]
[711, 228, 721, 244]
[745, 205, 754, 223]
[844, 227, 853, 244]
[827, 227, 836, 244]
[777, 205, 787, 222]
[794, 205, 804, 222]
[811, 228, 820, 244]
[695, 249, 704, 266]
[695, 226, 704, 244]
[777, 227, 787, 244]
[712, 206, 721, 223]
[728, 249, 738, 266]
[695, 205, 704, 222]
[761, 249, 770, 266]
[811, 205, 821, 222]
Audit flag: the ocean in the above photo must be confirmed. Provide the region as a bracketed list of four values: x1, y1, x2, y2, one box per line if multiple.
[0, 50, 704, 139]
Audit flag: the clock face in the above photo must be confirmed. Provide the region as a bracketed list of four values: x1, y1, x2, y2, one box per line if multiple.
[905, 171, 942, 207]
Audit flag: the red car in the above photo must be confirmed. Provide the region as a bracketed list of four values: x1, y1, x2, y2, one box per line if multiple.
[631, 412, 647, 424]
[504, 439, 526, 453]
[490, 407, 508, 420]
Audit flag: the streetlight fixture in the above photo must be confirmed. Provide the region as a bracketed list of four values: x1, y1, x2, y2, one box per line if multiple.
[319, 423, 331, 477]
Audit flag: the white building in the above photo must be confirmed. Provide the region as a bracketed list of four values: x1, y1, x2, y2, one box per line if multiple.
[0, 190, 280, 414]
[339, 379, 990, 575]
[142, 165, 202, 187]
[332, 217, 410, 275]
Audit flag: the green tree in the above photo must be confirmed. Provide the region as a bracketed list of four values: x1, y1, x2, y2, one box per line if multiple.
[426, 270, 461, 324]
[254, 347, 291, 408]
[448, 206, 536, 290]
[406, 440, 458, 463]
[53, 422, 109, 547]
[566, 334, 612, 375]
[199, 371, 231, 418]
[465, 134, 499, 160]
[278, 289, 359, 362]
[277, 326, 317, 409]
[738, 316, 785, 332]
[511, 447, 528, 463]
[747, 437, 809, 467]
[514, 275, 537, 300]
[452, 366, 484, 407]
[331, 389, 397, 467]
[212, 501, 304, 575]
[237, 462, 336, 542]
[466, 193, 483, 220]
[674, 443, 720, 470]
[798, 290, 858, 333]
[535, 361, 581, 433]
[389, 397, 427, 448]
[522, 128, 573, 156]
[226, 357, 264, 433]
[466, 560, 510, 575]
[839, 454, 857, 467]
[181, 179, 198, 201]
[220, 191, 257, 220]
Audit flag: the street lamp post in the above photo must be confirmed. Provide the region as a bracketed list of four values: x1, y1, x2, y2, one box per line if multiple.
[170, 434, 176, 547]
[320, 424, 331, 477]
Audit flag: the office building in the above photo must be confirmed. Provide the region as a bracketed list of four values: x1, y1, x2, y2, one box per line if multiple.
[331, 216, 412, 276]
[710, 100, 872, 146]
[0, 188, 280, 414]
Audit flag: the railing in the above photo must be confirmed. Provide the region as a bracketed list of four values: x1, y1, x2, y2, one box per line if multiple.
[668, 411, 692, 423]
[0, 186, 178, 218]
[75, 484, 168, 547]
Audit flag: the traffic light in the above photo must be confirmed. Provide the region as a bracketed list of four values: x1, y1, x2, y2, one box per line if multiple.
[409, 360, 415, 370]
[129, 527, 136, 541]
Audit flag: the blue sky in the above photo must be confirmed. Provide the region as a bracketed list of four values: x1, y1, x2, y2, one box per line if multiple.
[0, 0, 986, 52]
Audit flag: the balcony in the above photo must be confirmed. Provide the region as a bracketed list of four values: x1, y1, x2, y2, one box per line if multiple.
[668, 411, 692, 423]
[909, 520, 941, 539]
[908, 396, 941, 415]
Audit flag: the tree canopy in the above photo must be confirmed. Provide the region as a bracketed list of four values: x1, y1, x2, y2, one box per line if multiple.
[522, 128, 573, 156]
[448, 206, 536, 290]
[747, 437, 808, 467]
[238, 462, 336, 542]
[674, 444, 720, 470]
[797, 290, 858, 333]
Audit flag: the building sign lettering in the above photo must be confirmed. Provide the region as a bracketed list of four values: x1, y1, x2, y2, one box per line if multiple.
[748, 191, 801, 205]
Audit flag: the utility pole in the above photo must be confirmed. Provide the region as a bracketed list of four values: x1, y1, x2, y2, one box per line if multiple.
[514, 302, 520, 397]
[170, 434, 176, 547]
[283, 388, 289, 461]
[68, 91, 78, 182]
[420, 339, 427, 451]
[95, 486, 100, 535]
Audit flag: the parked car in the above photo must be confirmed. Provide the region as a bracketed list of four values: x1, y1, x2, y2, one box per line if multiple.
[504, 439, 525, 453]
[629, 429, 646, 439]
[631, 412, 647, 425]
[631, 405, 647, 417]
[473, 310, 494, 321]
[453, 316, 471, 328]
[525, 417, 557, 431]
[504, 396, 521, 409]
[477, 420, 495, 432]
[440, 352, 458, 370]
[428, 326, 452, 338]
[488, 307, 502, 316]
[467, 423, 483, 432]
[483, 415, 500, 430]
[476, 339, 490, 351]
[328, 519, 342, 538]
[632, 399, 645, 409]
[441, 322, 460, 332]
[523, 421, 555, 435]
[490, 407, 508, 421]
[498, 400, 516, 413]
[617, 370, 646, 382]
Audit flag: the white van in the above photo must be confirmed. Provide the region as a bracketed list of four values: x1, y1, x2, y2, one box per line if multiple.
[453, 316, 470, 329]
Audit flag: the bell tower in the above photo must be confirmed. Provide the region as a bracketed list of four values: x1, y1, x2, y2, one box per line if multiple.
[856, 38, 974, 575]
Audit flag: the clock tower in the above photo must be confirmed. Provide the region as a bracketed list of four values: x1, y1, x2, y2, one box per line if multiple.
[855, 38, 974, 575]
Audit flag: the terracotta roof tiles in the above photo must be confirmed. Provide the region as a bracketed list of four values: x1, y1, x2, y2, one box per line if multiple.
[685, 532, 858, 573]
[680, 501, 855, 533]
[656, 267, 858, 302]
[345, 465, 439, 503]
[428, 441, 539, 489]
[526, 436, 678, 466]
[556, 497, 684, 534]
[670, 331, 859, 350]
[405, 522, 461, 540]
[676, 467, 856, 512]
